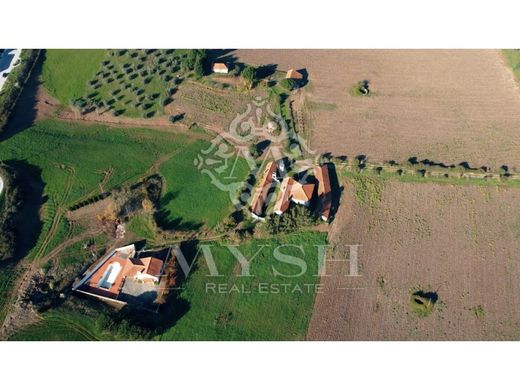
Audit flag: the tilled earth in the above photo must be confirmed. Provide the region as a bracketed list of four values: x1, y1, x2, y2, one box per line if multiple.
[307, 180, 520, 340]
[234, 49, 520, 170]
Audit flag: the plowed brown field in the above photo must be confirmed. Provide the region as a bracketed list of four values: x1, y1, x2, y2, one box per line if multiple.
[234, 49, 520, 170]
[307, 179, 520, 340]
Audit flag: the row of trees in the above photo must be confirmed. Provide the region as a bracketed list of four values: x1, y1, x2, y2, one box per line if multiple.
[0, 166, 21, 261]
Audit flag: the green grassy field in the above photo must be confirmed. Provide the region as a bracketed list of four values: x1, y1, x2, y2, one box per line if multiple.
[41, 49, 200, 118]
[42, 50, 107, 105]
[503, 49, 520, 84]
[0, 262, 20, 321]
[0, 119, 249, 324]
[12, 232, 326, 341]
[160, 232, 327, 340]
[127, 214, 158, 241]
[158, 140, 250, 229]
[10, 309, 107, 341]
[0, 120, 244, 241]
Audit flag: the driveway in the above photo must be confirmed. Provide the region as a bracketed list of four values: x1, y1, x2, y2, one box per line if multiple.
[0, 49, 22, 93]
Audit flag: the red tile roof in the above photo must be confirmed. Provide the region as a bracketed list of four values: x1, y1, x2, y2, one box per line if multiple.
[250, 161, 277, 217]
[290, 181, 315, 203]
[286, 68, 303, 80]
[274, 177, 294, 214]
[314, 165, 332, 220]
[141, 257, 164, 277]
[81, 251, 164, 297]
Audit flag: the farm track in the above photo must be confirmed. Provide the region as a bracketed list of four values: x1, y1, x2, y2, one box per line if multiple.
[57, 317, 101, 341]
[36, 85, 217, 141]
[97, 167, 114, 193]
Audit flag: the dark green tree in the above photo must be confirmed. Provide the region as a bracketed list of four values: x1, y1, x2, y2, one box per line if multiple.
[194, 56, 205, 78]
[242, 65, 256, 89]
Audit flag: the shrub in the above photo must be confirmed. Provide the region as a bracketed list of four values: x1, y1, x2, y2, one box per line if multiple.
[194, 56, 205, 78]
[265, 205, 315, 234]
[409, 290, 438, 318]
[242, 65, 256, 89]
[279, 78, 297, 91]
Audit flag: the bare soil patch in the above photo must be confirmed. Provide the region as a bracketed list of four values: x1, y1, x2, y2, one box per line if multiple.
[234, 49, 520, 170]
[308, 180, 520, 340]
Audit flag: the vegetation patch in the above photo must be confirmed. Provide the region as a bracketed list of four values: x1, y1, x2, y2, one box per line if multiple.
[157, 140, 250, 229]
[503, 49, 520, 85]
[159, 232, 327, 340]
[409, 290, 438, 318]
[349, 80, 371, 97]
[472, 305, 485, 320]
[351, 175, 384, 208]
[42, 50, 107, 104]
[42, 49, 209, 118]
[127, 214, 159, 241]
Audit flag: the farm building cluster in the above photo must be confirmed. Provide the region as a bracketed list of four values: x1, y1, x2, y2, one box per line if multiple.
[249, 160, 332, 222]
[72, 244, 175, 310]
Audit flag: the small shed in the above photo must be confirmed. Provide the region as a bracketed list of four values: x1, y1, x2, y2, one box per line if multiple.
[212, 63, 229, 74]
[286, 68, 303, 80]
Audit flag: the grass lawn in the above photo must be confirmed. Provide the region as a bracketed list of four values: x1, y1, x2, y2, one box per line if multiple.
[9, 309, 107, 341]
[41, 49, 200, 118]
[42, 49, 107, 104]
[13, 232, 327, 340]
[127, 213, 158, 241]
[0, 262, 20, 322]
[158, 140, 250, 229]
[503, 49, 520, 85]
[0, 119, 253, 253]
[160, 232, 327, 340]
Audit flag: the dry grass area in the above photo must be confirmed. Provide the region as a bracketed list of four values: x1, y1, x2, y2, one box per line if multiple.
[234, 49, 520, 169]
[307, 179, 520, 340]
[168, 81, 254, 132]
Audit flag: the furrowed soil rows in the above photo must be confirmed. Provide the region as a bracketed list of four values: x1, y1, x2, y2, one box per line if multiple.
[308, 180, 520, 340]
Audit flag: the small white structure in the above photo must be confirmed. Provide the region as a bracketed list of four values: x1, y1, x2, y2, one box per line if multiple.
[98, 262, 122, 289]
[212, 63, 229, 74]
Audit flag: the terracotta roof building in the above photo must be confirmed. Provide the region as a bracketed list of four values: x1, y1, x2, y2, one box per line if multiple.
[290, 181, 315, 205]
[273, 177, 315, 215]
[250, 161, 278, 219]
[212, 63, 229, 74]
[274, 177, 294, 215]
[314, 165, 332, 221]
[73, 244, 168, 305]
[286, 68, 303, 80]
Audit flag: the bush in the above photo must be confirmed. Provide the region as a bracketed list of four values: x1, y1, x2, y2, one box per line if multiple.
[194, 56, 205, 79]
[265, 205, 315, 234]
[279, 78, 297, 91]
[242, 65, 256, 89]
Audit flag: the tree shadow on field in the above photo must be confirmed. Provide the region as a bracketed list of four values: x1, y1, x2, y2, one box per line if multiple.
[1, 160, 46, 263]
[124, 240, 200, 335]
[206, 49, 238, 68]
[296, 68, 309, 87]
[0, 52, 44, 142]
[256, 64, 278, 79]
[326, 162, 342, 221]
[154, 190, 203, 231]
